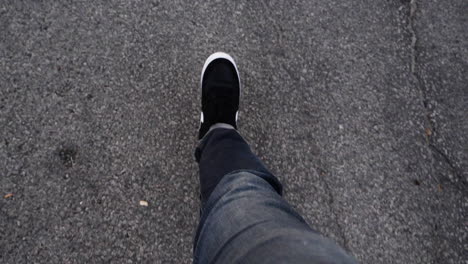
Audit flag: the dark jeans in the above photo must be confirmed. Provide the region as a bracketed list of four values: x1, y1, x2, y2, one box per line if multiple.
[194, 128, 358, 264]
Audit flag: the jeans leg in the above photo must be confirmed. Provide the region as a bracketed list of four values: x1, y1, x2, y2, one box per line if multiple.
[195, 128, 281, 206]
[193, 128, 357, 264]
[193, 172, 357, 264]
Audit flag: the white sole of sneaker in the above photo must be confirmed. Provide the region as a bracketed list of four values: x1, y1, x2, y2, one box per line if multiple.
[199, 52, 241, 123]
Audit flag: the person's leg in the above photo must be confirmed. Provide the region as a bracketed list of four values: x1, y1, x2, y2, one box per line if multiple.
[194, 126, 280, 207]
[194, 127, 357, 264]
[193, 52, 357, 264]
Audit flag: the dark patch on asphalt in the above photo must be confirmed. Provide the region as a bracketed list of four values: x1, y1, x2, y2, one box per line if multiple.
[57, 143, 78, 168]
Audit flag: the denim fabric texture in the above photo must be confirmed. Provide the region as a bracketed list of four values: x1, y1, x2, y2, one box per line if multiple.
[194, 128, 358, 264]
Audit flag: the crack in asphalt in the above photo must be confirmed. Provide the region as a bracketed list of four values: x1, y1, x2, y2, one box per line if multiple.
[260, 0, 284, 46]
[430, 144, 467, 189]
[409, 0, 418, 75]
[408, 0, 465, 188]
[317, 168, 350, 251]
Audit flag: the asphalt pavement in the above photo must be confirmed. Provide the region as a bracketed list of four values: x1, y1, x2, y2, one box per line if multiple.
[1, 0, 467, 263]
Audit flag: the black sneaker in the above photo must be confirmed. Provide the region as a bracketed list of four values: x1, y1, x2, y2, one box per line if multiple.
[198, 52, 241, 139]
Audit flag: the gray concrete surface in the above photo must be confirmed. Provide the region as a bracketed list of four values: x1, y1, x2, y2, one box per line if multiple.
[1, 0, 466, 263]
